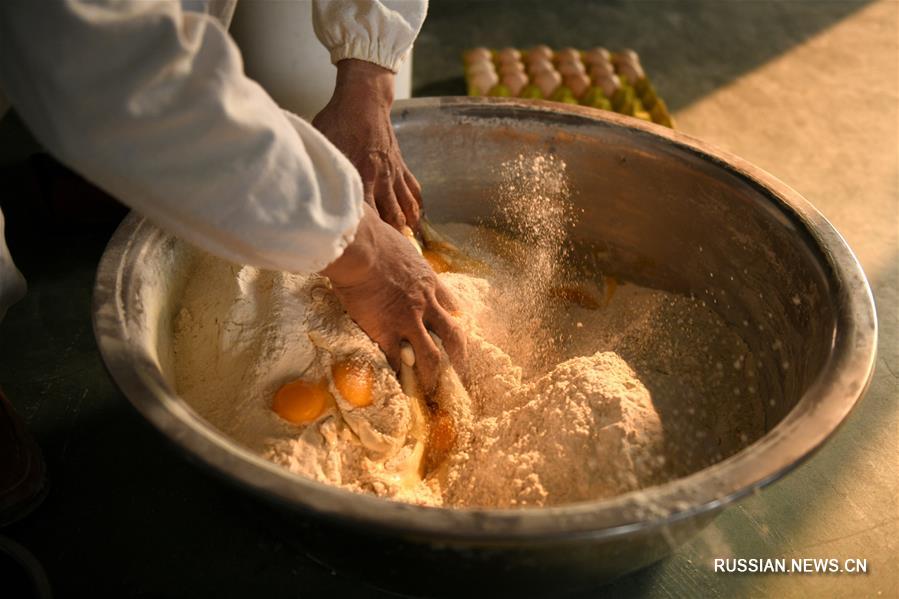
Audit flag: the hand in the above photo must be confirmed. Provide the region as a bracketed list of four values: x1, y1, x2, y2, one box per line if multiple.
[321, 204, 467, 392]
[313, 59, 423, 232]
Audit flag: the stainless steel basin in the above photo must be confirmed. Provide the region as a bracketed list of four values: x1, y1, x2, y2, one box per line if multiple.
[92, 97, 877, 596]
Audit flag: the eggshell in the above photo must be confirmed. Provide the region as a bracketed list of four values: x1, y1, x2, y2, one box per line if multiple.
[564, 72, 591, 98]
[463, 47, 492, 65]
[614, 49, 641, 67]
[498, 61, 526, 76]
[533, 70, 562, 97]
[554, 47, 580, 64]
[616, 62, 645, 84]
[596, 73, 621, 98]
[589, 61, 615, 79]
[465, 59, 496, 77]
[496, 47, 522, 64]
[527, 57, 554, 76]
[469, 70, 499, 95]
[583, 47, 611, 65]
[557, 59, 586, 77]
[527, 45, 553, 62]
[502, 71, 529, 96]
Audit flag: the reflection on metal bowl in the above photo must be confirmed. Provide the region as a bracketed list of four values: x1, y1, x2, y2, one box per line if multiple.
[92, 97, 876, 596]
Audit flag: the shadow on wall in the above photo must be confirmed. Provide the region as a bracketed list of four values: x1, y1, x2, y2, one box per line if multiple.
[413, 0, 873, 110]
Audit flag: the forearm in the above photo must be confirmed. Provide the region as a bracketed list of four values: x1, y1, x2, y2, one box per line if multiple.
[0, 0, 363, 273]
[334, 59, 395, 106]
[316, 59, 396, 147]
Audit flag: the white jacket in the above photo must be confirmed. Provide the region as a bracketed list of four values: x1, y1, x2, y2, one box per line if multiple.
[0, 0, 427, 317]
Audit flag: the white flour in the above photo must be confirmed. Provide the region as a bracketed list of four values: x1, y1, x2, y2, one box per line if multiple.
[173, 153, 765, 508]
[173, 256, 443, 504]
[172, 223, 764, 508]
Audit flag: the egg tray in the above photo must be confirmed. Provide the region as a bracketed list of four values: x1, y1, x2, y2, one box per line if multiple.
[462, 46, 674, 128]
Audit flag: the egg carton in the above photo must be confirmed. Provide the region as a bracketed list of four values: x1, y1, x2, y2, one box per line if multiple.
[463, 45, 674, 128]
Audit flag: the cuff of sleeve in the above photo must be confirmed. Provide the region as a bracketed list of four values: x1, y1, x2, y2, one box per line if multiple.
[311, 203, 363, 273]
[329, 40, 409, 73]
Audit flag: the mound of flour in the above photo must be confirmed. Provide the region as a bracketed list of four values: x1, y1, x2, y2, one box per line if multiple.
[172, 223, 764, 508]
[172, 254, 439, 504]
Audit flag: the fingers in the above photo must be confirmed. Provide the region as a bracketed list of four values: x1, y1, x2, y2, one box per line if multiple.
[394, 176, 421, 231]
[362, 152, 421, 232]
[378, 334, 403, 373]
[406, 321, 441, 394]
[434, 280, 460, 313]
[403, 169, 423, 209]
[425, 300, 469, 384]
[374, 173, 406, 231]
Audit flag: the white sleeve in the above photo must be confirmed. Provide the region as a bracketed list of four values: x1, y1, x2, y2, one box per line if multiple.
[312, 0, 428, 73]
[0, 0, 364, 274]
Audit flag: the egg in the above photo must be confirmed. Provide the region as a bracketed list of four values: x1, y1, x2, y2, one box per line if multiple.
[272, 379, 330, 424]
[583, 47, 611, 65]
[614, 49, 641, 67]
[612, 49, 644, 83]
[589, 61, 615, 79]
[526, 44, 553, 62]
[533, 70, 562, 97]
[554, 47, 580, 64]
[498, 61, 525, 76]
[616, 62, 645, 85]
[332, 359, 374, 407]
[557, 58, 586, 77]
[526, 57, 554, 76]
[501, 71, 529, 96]
[596, 73, 621, 98]
[464, 59, 496, 77]
[400, 225, 423, 255]
[423, 249, 452, 273]
[463, 47, 492, 65]
[563, 72, 591, 99]
[496, 47, 522, 64]
[468, 70, 499, 95]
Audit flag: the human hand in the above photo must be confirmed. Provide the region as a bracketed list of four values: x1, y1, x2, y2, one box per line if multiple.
[320, 204, 466, 392]
[313, 59, 423, 232]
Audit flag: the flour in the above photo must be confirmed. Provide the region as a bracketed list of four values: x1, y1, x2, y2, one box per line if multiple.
[172, 154, 766, 508]
[172, 230, 764, 508]
[172, 255, 439, 504]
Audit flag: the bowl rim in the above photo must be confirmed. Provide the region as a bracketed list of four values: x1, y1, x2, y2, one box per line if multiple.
[92, 96, 877, 542]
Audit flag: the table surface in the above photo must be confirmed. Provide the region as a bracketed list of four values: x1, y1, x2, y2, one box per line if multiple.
[1, 1, 896, 597]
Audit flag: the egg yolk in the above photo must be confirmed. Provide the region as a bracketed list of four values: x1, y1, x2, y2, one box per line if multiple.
[332, 360, 374, 407]
[423, 250, 451, 273]
[272, 379, 330, 424]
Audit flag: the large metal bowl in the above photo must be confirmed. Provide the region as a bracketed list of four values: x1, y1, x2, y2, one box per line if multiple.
[92, 98, 876, 596]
